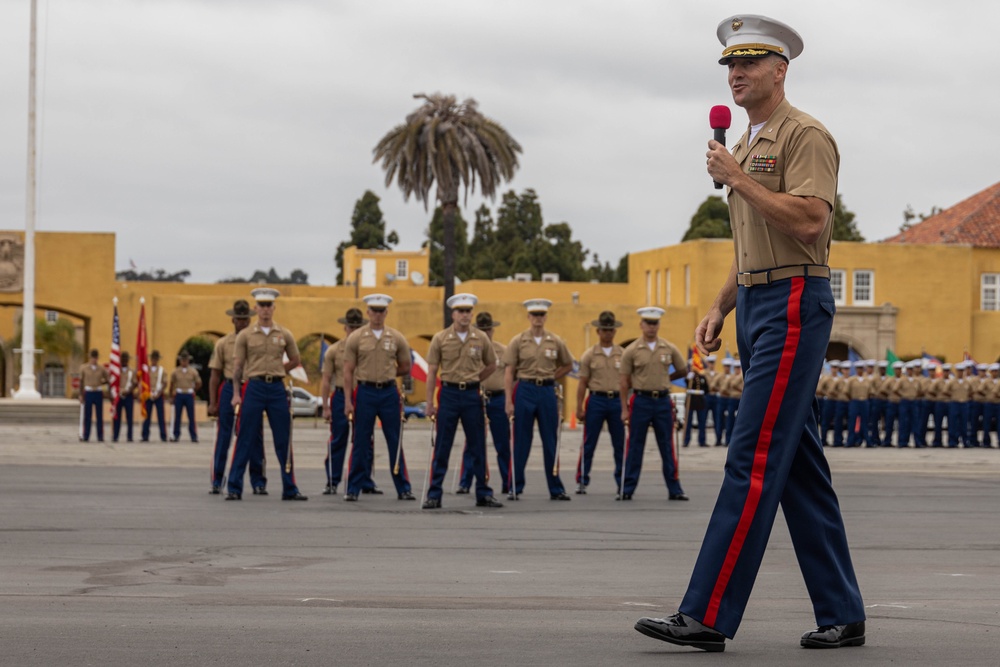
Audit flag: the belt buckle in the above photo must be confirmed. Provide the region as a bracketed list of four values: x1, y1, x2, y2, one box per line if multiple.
[458, 381, 467, 390]
[265, 374, 275, 383]
[651, 390, 660, 399]
[605, 391, 615, 399]
[374, 381, 384, 389]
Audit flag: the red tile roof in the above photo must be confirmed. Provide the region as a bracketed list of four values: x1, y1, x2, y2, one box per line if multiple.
[882, 181, 1000, 248]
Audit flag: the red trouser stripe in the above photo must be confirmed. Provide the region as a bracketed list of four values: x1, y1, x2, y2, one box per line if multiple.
[702, 277, 804, 628]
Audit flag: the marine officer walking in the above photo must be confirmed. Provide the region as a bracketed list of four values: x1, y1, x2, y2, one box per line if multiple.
[635, 15, 865, 652]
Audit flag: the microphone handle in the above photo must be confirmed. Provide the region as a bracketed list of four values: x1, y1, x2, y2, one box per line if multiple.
[712, 128, 727, 189]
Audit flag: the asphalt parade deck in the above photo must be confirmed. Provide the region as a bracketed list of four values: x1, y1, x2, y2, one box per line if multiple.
[1, 419, 998, 666]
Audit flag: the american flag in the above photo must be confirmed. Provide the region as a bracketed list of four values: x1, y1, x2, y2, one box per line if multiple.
[109, 301, 122, 416]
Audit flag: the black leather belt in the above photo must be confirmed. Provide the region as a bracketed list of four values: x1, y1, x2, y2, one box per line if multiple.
[633, 389, 670, 398]
[249, 375, 283, 383]
[359, 380, 393, 389]
[591, 390, 620, 399]
[521, 378, 555, 386]
[442, 381, 480, 390]
[737, 264, 830, 287]
[483, 390, 505, 399]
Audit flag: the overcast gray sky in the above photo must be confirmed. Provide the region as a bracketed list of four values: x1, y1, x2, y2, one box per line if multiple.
[2, 0, 998, 285]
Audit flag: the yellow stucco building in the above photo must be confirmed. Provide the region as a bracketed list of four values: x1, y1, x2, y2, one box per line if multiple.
[3, 182, 999, 413]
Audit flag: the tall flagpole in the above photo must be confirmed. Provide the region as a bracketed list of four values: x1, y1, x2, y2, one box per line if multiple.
[15, 0, 41, 400]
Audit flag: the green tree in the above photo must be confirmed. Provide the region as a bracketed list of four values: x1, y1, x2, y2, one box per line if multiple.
[832, 194, 864, 242]
[614, 253, 629, 283]
[426, 206, 471, 286]
[13, 316, 83, 372]
[467, 204, 498, 279]
[115, 268, 190, 282]
[334, 190, 398, 284]
[218, 268, 309, 284]
[682, 196, 731, 241]
[900, 204, 943, 232]
[374, 93, 521, 325]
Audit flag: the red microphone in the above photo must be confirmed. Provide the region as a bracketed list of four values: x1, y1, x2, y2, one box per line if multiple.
[709, 105, 731, 189]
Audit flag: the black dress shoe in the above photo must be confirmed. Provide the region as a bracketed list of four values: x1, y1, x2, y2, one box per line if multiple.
[575, 483, 587, 495]
[476, 496, 504, 508]
[343, 493, 359, 502]
[282, 493, 309, 501]
[669, 493, 690, 501]
[322, 485, 336, 495]
[550, 492, 572, 501]
[455, 486, 470, 495]
[800, 621, 865, 648]
[422, 498, 442, 509]
[225, 493, 241, 501]
[398, 491, 416, 500]
[362, 486, 384, 495]
[634, 612, 726, 652]
[617, 493, 633, 500]
[209, 486, 221, 495]
[252, 487, 268, 496]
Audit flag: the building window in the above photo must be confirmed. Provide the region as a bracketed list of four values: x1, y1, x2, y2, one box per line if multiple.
[665, 269, 671, 306]
[645, 270, 651, 305]
[830, 270, 846, 305]
[983, 273, 1000, 311]
[396, 260, 408, 279]
[853, 270, 874, 306]
[45, 310, 58, 324]
[684, 265, 691, 306]
[655, 270, 661, 305]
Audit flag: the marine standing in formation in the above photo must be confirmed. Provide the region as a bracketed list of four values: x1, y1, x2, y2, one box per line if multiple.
[574, 311, 626, 494]
[142, 350, 168, 442]
[342, 294, 415, 502]
[422, 293, 503, 510]
[618, 307, 688, 501]
[112, 351, 137, 442]
[169, 350, 201, 442]
[504, 299, 575, 500]
[207, 299, 266, 495]
[227, 288, 307, 501]
[79, 348, 109, 442]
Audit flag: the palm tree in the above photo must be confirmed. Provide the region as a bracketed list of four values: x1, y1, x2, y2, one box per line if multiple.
[373, 93, 521, 325]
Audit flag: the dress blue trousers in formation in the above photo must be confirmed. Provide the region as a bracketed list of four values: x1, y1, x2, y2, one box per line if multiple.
[212, 381, 266, 490]
[868, 397, 886, 446]
[346, 384, 411, 496]
[142, 396, 167, 441]
[622, 393, 682, 496]
[511, 381, 565, 496]
[948, 401, 970, 447]
[227, 379, 300, 498]
[846, 398, 870, 447]
[679, 277, 865, 639]
[324, 389, 350, 488]
[113, 394, 134, 441]
[684, 399, 708, 447]
[460, 391, 511, 492]
[81, 390, 104, 441]
[427, 386, 493, 501]
[575, 393, 625, 488]
[707, 394, 722, 444]
[930, 401, 946, 446]
[172, 393, 198, 441]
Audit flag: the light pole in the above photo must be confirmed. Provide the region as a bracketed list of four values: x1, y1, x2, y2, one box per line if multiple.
[14, 0, 41, 399]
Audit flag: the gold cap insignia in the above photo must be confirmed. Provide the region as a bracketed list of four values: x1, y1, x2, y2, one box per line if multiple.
[732, 18, 743, 31]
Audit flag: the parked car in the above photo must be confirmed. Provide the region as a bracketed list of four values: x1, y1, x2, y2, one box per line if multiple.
[403, 401, 427, 421]
[289, 387, 322, 417]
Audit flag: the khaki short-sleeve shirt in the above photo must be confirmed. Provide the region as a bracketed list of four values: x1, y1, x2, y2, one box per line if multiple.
[482, 341, 507, 392]
[579, 344, 624, 393]
[729, 99, 839, 272]
[620, 337, 685, 391]
[502, 330, 573, 381]
[846, 375, 870, 400]
[171, 367, 200, 392]
[426, 325, 496, 384]
[235, 321, 298, 379]
[943, 377, 971, 402]
[209, 333, 237, 379]
[345, 325, 410, 383]
[322, 339, 349, 390]
[79, 363, 109, 390]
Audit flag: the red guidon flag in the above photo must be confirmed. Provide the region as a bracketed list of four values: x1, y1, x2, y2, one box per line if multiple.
[136, 299, 150, 419]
